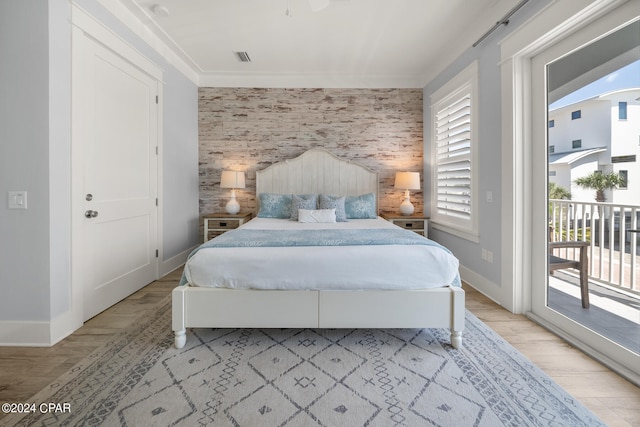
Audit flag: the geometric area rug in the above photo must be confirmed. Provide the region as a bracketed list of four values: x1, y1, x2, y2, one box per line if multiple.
[2, 296, 604, 427]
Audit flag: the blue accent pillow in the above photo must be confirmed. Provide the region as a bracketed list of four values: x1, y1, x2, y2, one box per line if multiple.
[291, 194, 318, 220]
[319, 194, 347, 222]
[257, 193, 292, 218]
[345, 193, 377, 219]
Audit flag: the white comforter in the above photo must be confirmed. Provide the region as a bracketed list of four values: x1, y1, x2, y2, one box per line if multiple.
[183, 217, 460, 290]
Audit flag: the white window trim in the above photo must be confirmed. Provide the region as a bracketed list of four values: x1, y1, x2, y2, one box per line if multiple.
[430, 61, 479, 242]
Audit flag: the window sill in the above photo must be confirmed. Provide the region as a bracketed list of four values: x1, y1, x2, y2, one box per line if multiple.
[431, 221, 480, 243]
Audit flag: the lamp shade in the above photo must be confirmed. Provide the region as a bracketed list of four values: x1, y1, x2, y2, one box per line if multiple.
[394, 172, 420, 190]
[220, 171, 245, 189]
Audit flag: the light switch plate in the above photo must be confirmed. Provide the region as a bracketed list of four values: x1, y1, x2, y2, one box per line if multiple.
[8, 191, 27, 209]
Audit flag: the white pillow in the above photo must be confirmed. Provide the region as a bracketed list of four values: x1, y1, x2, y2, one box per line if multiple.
[298, 208, 337, 223]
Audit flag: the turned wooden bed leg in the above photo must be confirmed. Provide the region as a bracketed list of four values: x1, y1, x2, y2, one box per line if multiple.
[451, 286, 465, 349]
[451, 330, 462, 349]
[172, 286, 187, 349]
[175, 329, 187, 349]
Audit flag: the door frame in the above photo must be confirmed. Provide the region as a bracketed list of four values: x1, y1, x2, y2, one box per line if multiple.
[70, 5, 163, 327]
[500, 0, 639, 384]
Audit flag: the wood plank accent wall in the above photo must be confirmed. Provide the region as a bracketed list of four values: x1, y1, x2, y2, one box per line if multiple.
[199, 87, 423, 217]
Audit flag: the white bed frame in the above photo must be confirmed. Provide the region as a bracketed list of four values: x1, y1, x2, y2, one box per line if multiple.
[172, 149, 464, 348]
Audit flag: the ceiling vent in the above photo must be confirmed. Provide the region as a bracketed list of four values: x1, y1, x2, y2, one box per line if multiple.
[233, 51, 252, 63]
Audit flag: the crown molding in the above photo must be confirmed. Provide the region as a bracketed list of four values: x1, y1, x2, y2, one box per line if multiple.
[92, 0, 199, 85]
[197, 72, 423, 89]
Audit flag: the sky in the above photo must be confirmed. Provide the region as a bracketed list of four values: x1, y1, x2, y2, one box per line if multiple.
[550, 59, 640, 110]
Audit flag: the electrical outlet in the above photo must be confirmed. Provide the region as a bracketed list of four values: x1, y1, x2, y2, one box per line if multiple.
[481, 248, 493, 263]
[8, 191, 27, 209]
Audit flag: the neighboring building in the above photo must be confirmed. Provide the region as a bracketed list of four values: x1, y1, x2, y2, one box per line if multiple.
[548, 88, 640, 206]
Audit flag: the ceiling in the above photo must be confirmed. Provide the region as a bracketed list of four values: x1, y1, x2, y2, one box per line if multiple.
[118, 0, 524, 88]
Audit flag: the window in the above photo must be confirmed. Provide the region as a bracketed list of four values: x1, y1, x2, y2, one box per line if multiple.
[619, 170, 628, 189]
[612, 155, 636, 163]
[430, 61, 478, 240]
[572, 139, 582, 149]
[571, 110, 581, 120]
[619, 102, 627, 120]
[548, 119, 555, 128]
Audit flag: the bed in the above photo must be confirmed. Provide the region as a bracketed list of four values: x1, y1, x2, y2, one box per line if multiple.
[172, 149, 464, 349]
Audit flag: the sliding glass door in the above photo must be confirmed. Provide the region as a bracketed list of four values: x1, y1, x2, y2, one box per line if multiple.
[530, 12, 639, 383]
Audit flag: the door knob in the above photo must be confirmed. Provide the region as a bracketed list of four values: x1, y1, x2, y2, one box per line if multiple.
[85, 210, 99, 218]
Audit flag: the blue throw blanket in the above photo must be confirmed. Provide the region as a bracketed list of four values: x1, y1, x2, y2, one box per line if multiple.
[202, 227, 444, 248]
[181, 228, 460, 286]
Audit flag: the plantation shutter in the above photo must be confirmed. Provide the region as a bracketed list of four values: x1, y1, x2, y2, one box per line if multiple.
[434, 92, 472, 221]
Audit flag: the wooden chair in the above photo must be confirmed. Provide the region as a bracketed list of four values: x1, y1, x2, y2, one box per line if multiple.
[549, 240, 590, 308]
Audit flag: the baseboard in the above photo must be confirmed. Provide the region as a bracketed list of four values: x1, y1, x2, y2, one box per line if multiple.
[0, 320, 51, 347]
[459, 265, 503, 306]
[160, 245, 197, 277]
[0, 247, 196, 347]
[50, 308, 82, 346]
[0, 308, 82, 347]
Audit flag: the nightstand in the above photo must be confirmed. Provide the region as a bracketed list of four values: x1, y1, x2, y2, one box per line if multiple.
[202, 212, 252, 242]
[380, 212, 428, 237]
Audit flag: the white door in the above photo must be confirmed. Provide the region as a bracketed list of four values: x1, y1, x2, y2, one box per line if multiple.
[530, 8, 639, 380]
[73, 28, 159, 321]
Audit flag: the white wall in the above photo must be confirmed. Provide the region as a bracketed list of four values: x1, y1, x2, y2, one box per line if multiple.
[0, 0, 199, 345]
[610, 93, 640, 206]
[550, 164, 572, 192]
[549, 99, 611, 154]
[49, 0, 73, 321]
[0, 0, 52, 323]
[161, 66, 200, 264]
[549, 89, 640, 206]
[423, 0, 553, 297]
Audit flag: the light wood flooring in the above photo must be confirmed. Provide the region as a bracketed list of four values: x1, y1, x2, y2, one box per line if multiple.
[0, 273, 638, 426]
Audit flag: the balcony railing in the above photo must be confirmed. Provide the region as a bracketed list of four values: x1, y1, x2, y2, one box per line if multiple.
[549, 199, 639, 293]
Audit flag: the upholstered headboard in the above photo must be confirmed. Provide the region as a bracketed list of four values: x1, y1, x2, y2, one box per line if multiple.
[256, 149, 379, 211]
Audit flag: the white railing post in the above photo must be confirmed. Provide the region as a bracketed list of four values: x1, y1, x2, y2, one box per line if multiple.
[631, 207, 638, 291]
[619, 206, 626, 286]
[589, 203, 596, 278]
[549, 199, 639, 293]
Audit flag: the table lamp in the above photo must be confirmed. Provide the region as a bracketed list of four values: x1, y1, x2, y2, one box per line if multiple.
[220, 170, 245, 214]
[394, 171, 420, 215]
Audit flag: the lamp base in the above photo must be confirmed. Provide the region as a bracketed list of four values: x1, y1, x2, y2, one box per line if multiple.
[399, 191, 414, 215]
[225, 190, 240, 214]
